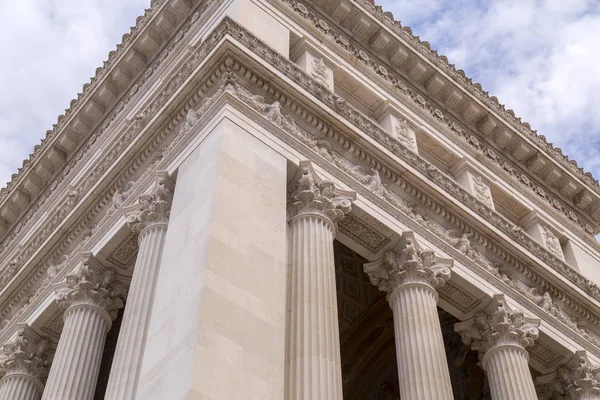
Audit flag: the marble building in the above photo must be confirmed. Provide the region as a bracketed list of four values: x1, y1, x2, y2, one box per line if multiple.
[1, 0, 600, 399]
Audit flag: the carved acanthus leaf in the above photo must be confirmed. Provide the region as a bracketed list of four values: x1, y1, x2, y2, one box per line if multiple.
[364, 234, 452, 294]
[287, 162, 354, 227]
[456, 295, 540, 356]
[538, 351, 600, 400]
[55, 253, 125, 320]
[125, 172, 174, 233]
[0, 325, 54, 382]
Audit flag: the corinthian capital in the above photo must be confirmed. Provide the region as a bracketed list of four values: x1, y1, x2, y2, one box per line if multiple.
[0, 324, 54, 382]
[287, 161, 355, 229]
[125, 171, 174, 233]
[364, 232, 452, 295]
[559, 351, 600, 399]
[456, 294, 540, 356]
[55, 253, 125, 320]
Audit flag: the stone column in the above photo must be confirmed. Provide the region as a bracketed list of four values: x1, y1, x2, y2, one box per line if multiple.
[456, 294, 540, 400]
[536, 351, 600, 400]
[104, 173, 173, 400]
[364, 233, 454, 400]
[285, 161, 355, 400]
[0, 325, 53, 400]
[42, 254, 124, 400]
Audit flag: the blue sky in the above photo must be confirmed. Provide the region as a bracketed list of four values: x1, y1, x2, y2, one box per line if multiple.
[1, 0, 599, 191]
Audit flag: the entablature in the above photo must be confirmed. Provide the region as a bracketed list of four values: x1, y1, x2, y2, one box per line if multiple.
[1, 7, 600, 382]
[271, 0, 600, 236]
[0, 0, 205, 246]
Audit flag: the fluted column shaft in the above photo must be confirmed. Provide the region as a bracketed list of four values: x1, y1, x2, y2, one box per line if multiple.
[456, 295, 540, 400]
[482, 345, 537, 400]
[287, 215, 342, 400]
[389, 283, 454, 399]
[42, 304, 111, 400]
[0, 374, 43, 400]
[365, 235, 454, 400]
[104, 223, 168, 399]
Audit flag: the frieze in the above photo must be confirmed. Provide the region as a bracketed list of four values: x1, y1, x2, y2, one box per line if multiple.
[0, 0, 168, 237]
[337, 0, 599, 191]
[0, 7, 226, 333]
[338, 214, 391, 254]
[275, 0, 598, 236]
[208, 19, 600, 309]
[106, 233, 139, 269]
[1, 17, 600, 362]
[183, 48, 600, 350]
[437, 281, 479, 314]
[193, 59, 600, 351]
[0, 0, 219, 275]
[529, 341, 565, 369]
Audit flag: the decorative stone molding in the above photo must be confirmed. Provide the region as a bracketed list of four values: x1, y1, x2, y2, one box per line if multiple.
[352, 0, 600, 192]
[186, 21, 600, 316]
[106, 233, 139, 269]
[0, 0, 219, 275]
[537, 351, 600, 399]
[287, 161, 354, 231]
[378, 110, 418, 154]
[55, 253, 125, 321]
[0, 325, 53, 383]
[456, 295, 540, 357]
[364, 232, 452, 295]
[125, 172, 174, 234]
[528, 341, 564, 370]
[337, 214, 391, 254]
[437, 281, 479, 314]
[522, 214, 565, 261]
[187, 25, 600, 337]
[452, 160, 494, 209]
[0, 0, 184, 241]
[276, 0, 599, 235]
[2, 17, 600, 364]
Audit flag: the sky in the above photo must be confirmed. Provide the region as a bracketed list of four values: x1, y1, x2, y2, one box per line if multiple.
[0, 0, 599, 190]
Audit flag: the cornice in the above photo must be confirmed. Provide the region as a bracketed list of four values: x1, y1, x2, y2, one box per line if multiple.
[350, 0, 600, 195]
[1, 16, 599, 363]
[0, 0, 201, 242]
[272, 0, 600, 239]
[0, 0, 224, 328]
[182, 22, 600, 346]
[185, 61, 600, 356]
[212, 18, 600, 306]
[0, 1, 220, 279]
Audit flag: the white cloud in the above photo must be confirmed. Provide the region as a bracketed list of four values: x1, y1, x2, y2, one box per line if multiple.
[378, 0, 600, 178]
[0, 0, 149, 186]
[1, 0, 599, 188]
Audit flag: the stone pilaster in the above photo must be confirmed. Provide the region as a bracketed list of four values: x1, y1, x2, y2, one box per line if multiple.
[456, 295, 540, 400]
[286, 161, 355, 400]
[364, 233, 454, 400]
[42, 254, 124, 400]
[104, 172, 174, 400]
[0, 325, 53, 400]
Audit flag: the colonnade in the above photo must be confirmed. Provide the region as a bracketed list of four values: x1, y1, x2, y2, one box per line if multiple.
[0, 165, 596, 400]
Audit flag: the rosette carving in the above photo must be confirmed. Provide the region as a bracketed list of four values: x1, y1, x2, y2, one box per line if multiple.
[125, 172, 174, 233]
[55, 253, 125, 320]
[456, 295, 540, 356]
[0, 325, 53, 382]
[287, 161, 355, 229]
[364, 232, 452, 294]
